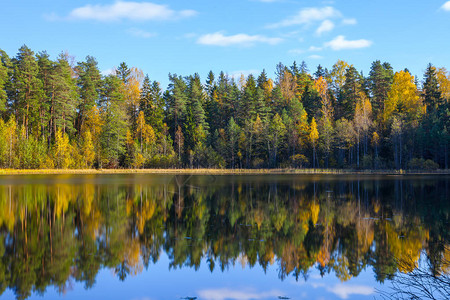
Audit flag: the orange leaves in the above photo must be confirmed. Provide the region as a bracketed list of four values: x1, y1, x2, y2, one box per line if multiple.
[279, 70, 297, 103]
[314, 76, 328, 100]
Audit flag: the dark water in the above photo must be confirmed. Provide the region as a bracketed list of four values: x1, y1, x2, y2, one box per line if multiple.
[0, 174, 448, 300]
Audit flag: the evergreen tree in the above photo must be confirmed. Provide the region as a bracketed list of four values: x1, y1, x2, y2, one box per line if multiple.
[423, 64, 442, 114]
[314, 64, 328, 80]
[166, 74, 187, 132]
[266, 113, 286, 167]
[53, 53, 78, 135]
[75, 56, 101, 133]
[368, 60, 393, 121]
[340, 66, 363, 119]
[36, 51, 54, 141]
[116, 62, 131, 84]
[11, 45, 42, 137]
[99, 75, 128, 168]
[227, 117, 240, 168]
[0, 50, 11, 113]
[139, 75, 152, 121]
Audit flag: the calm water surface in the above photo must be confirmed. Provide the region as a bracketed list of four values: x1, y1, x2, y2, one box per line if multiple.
[0, 174, 448, 300]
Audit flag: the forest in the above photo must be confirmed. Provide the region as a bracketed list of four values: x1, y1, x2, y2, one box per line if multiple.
[0, 45, 449, 170]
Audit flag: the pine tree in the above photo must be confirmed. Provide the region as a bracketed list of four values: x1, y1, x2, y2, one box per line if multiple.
[140, 75, 152, 119]
[368, 60, 393, 121]
[227, 117, 240, 168]
[11, 45, 43, 137]
[166, 74, 187, 131]
[423, 64, 442, 114]
[0, 50, 11, 113]
[116, 62, 131, 84]
[314, 64, 328, 80]
[53, 53, 78, 135]
[36, 51, 54, 141]
[340, 66, 363, 119]
[75, 56, 101, 133]
[266, 113, 286, 167]
[99, 75, 128, 168]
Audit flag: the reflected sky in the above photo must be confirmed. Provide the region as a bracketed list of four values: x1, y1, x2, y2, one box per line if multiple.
[1, 251, 381, 300]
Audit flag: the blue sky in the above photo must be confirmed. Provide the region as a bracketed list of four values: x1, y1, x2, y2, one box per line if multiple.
[1, 0, 450, 87]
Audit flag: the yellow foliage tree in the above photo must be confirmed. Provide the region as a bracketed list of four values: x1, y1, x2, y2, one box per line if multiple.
[384, 71, 424, 127]
[4, 116, 17, 168]
[53, 129, 73, 168]
[85, 106, 104, 166]
[279, 70, 297, 103]
[125, 67, 144, 126]
[437, 67, 450, 102]
[330, 60, 350, 97]
[81, 130, 95, 168]
[309, 117, 319, 168]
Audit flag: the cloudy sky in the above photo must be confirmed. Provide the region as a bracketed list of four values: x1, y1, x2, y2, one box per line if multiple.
[1, 0, 450, 86]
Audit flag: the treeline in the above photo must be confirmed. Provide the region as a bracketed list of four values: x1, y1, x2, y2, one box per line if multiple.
[0, 45, 449, 169]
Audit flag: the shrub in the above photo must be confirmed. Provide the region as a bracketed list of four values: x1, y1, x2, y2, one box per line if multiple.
[423, 159, 439, 170]
[362, 154, 373, 169]
[408, 158, 439, 170]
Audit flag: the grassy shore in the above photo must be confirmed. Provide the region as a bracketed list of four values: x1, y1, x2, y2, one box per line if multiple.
[0, 168, 449, 175]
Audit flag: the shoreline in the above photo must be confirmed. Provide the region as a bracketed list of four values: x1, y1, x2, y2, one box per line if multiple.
[0, 168, 449, 176]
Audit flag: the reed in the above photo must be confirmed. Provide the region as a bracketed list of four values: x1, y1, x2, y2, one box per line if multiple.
[0, 168, 449, 175]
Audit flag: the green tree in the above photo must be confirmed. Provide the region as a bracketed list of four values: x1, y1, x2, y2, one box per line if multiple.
[368, 60, 393, 121]
[99, 75, 128, 168]
[75, 56, 101, 133]
[53, 53, 78, 135]
[340, 66, 363, 120]
[0, 50, 11, 113]
[140, 76, 165, 133]
[423, 64, 442, 114]
[266, 113, 286, 167]
[11, 45, 42, 137]
[166, 74, 187, 132]
[227, 117, 240, 168]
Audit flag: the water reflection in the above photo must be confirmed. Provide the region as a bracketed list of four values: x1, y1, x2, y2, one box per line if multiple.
[0, 175, 448, 299]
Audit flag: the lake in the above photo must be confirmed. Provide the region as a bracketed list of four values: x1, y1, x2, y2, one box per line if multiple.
[0, 174, 448, 300]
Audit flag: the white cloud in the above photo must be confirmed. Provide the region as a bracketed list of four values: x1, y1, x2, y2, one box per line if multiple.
[309, 46, 323, 51]
[127, 28, 156, 38]
[197, 32, 283, 47]
[325, 35, 372, 50]
[197, 288, 282, 300]
[308, 55, 323, 59]
[327, 284, 374, 299]
[308, 282, 374, 299]
[268, 6, 341, 28]
[342, 18, 357, 25]
[442, 1, 450, 11]
[316, 20, 334, 35]
[65, 1, 197, 22]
